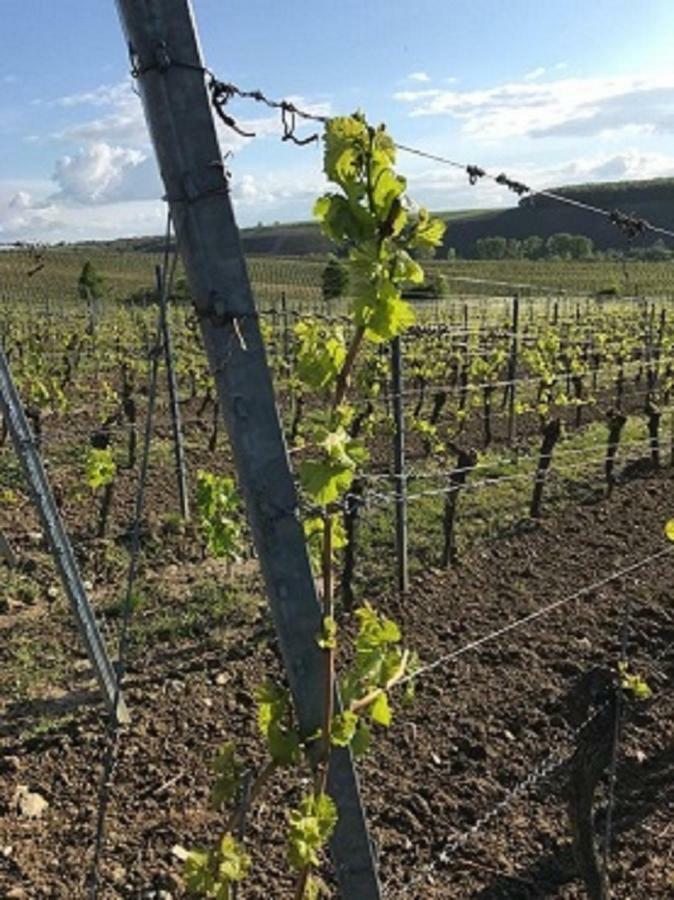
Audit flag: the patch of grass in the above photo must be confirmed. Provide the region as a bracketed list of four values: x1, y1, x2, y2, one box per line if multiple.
[1, 631, 70, 701]
[19, 711, 77, 742]
[127, 578, 259, 649]
[355, 412, 664, 590]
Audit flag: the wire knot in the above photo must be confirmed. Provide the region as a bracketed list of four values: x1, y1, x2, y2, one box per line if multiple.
[466, 165, 486, 185]
[495, 173, 531, 196]
[208, 78, 256, 138]
[609, 209, 647, 240]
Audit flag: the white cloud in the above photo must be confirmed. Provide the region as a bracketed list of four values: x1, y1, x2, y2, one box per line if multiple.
[9, 191, 32, 210]
[408, 71, 431, 83]
[393, 88, 439, 104]
[54, 82, 132, 108]
[231, 167, 326, 211]
[4, 71, 337, 242]
[50, 142, 159, 205]
[0, 182, 164, 242]
[541, 149, 674, 185]
[395, 148, 674, 214]
[524, 67, 546, 81]
[48, 80, 330, 158]
[393, 70, 674, 141]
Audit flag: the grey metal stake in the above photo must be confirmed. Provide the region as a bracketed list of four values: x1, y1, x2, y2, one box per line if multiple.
[112, 2, 380, 895]
[156, 264, 190, 520]
[507, 293, 520, 445]
[391, 336, 408, 594]
[281, 290, 290, 362]
[0, 345, 127, 723]
[0, 528, 16, 566]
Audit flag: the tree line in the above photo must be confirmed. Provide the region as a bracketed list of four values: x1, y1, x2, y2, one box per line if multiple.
[469, 234, 674, 262]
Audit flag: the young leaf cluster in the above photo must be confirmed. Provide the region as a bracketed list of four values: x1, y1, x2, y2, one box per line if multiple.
[195, 470, 242, 561]
[314, 114, 446, 344]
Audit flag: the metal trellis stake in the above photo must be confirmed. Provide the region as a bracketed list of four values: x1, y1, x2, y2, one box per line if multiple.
[156, 264, 190, 520]
[0, 528, 16, 566]
[112, 2, 380, 895]
[507, 293, 520, 445]
[391, 336, 409, 594]
[0, 345, 128, 724]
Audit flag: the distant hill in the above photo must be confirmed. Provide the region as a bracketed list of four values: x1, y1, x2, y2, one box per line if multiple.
[439, 177, 674, 257]
[74, 177, 674, 258]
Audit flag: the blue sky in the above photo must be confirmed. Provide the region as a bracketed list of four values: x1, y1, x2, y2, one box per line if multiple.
[2, 0, 674, 242]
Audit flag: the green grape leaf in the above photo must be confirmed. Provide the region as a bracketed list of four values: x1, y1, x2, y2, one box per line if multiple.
[619, 662, 653, 700]
[216, 833, 251, 885]
[288, 792, 338, 871]
[299, 460, 354, 506]
[295, 321, 347, 391]
[195, 470, 242, 561]
[210, 743, 242, 811]
[303, 515, 347, 571]
[184, 850, 214, 896]
[330, 710, 359, 746]
[392, 250, 424, 285]
[255, 680, 300, 766]
[410, 208, 447, 250]
[304, 874, 330, 900]
[372, 168, 406, 216]
[85, 448, 116, 490]
[369, 692, 392, 726]
[356, 282, 415, 343]
[313, 193, 373, 244]
[351, 721, 372, 757]
[317, 615, 338, 650]
[322, 115, 368, 191]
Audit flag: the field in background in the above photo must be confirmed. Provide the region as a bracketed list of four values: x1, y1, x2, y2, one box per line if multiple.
[1, 243, 673, 898]
[3, 247, 674, 314]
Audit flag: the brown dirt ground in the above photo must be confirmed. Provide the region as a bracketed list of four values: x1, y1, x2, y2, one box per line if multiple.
[0, 397, 672, 899]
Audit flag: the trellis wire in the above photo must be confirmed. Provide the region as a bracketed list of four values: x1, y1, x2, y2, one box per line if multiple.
[87, 220, 179, 898]
[393, 546, 673, 691]
[389, 631, 673, 899]
[359, 439, 668, 507]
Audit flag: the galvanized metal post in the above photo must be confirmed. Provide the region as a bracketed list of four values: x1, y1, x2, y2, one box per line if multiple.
[281, 290, 290, 362]
[391, 336, 408, 594]
[0, 345, 127, 723]
[507, 293, 520, 445]
[156, 265, 190, 520]
[0, 528, 16, 566]
[112, 2, 380, 895]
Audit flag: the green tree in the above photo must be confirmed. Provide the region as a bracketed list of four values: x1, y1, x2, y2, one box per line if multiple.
[504, 238, 523, 259]
[546, 232, 574, 259]
[403, 271, 448, 300]
[641, 239, 671, 261]
[321, 254, 349, 302]
[569, 234, 593, 259]
[522, 235, 544, 259]
[77, 260, 104, 301]
[475, 236, 506, 259]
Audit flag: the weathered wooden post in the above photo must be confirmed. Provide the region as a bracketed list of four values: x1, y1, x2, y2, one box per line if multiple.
[112, 2, 380, 894]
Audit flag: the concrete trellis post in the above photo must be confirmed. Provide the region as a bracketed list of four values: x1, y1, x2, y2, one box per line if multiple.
[112, 2, 380, 895]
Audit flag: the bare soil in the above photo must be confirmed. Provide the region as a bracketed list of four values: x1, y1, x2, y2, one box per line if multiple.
[0, 401, 672, 899]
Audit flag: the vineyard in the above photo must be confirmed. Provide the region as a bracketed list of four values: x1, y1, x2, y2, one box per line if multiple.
[1, 6, 674, 900]
[1, 233, 673, 898]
